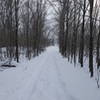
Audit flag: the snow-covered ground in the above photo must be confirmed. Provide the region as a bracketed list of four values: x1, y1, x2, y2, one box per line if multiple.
[0, 46, 100, 100]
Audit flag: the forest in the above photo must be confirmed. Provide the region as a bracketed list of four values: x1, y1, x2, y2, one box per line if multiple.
[0, 0, 99, 75]
[0, 0, 100, 99]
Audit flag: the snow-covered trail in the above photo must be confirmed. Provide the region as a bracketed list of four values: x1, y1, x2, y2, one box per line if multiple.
[0, 46, 100, 100]
[29, 47, 77, 100]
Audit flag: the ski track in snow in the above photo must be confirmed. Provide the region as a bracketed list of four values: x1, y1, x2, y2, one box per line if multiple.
[52, 53, 78, 100]
[0, 46, 100, 100]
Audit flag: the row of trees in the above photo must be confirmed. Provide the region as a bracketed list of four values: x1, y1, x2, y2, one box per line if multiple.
[0, 0, 49, 63]
[55, 0, 100, 77]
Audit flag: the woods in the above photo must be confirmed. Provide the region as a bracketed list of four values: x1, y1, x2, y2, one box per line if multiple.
[0, 0, 100, 84]
[55, 0, 100, 77]
[0, 0, 100, 99]
[0, 0, 49, 64]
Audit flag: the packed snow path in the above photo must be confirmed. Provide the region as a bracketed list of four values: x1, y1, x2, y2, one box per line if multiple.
[0, 46, 100, 100]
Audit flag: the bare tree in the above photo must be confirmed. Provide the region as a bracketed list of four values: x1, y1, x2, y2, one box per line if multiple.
[79, 0, 86, 67]
[15, 0, 19, 62]
[88, 0, 94, 77]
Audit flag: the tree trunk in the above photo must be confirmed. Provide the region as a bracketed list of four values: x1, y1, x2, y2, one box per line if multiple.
[89, 0, 94, 77]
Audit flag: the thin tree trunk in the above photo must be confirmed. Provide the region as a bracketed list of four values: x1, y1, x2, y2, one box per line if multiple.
[89, 0, 94, 77]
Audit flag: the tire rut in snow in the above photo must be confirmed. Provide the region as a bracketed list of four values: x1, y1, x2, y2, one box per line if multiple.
[18, 53, 49, 100]
[28, 54, 49, 100]
[52, 53, 78, 100]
